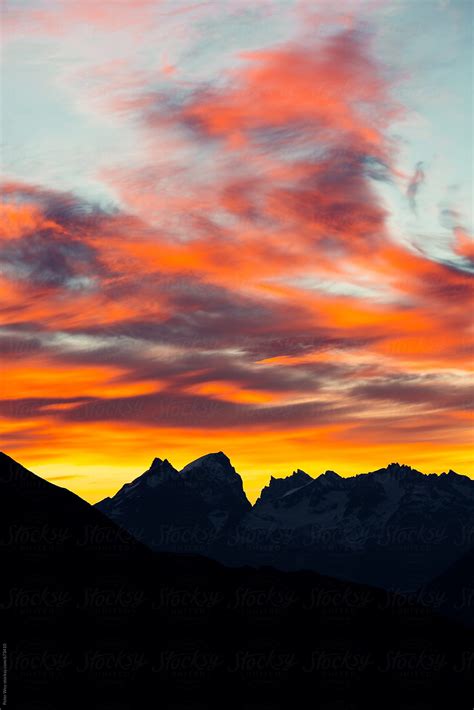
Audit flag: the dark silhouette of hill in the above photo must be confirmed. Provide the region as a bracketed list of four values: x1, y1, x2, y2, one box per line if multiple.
[1, 451, 473, 710]
[96, 454, 474, 594]
[421, 547, 474, 626]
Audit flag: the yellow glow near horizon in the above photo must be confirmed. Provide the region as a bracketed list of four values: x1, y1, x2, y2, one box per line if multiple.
[7, 421, 472, 505]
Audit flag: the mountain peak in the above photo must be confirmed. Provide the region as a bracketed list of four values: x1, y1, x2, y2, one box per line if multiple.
[314, 469, 342, 488]
[285, 469, 312, 482]
[390, 462, 416, 471]
[257, 469, 313, 504]
[148, 457, 175, 473]
[294, 468, 311, 477]
[96, 458, 178, 508]
[180, 451, 233, 476]
[369, 462, 420, 477]
[141, 457, 178, 487]
[321, 469, 340, 478]
[178, 451, 251, 515]
[179, 452, 250, 498]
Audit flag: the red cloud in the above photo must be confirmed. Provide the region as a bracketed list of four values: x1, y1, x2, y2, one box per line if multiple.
[175, 30, 400, 154]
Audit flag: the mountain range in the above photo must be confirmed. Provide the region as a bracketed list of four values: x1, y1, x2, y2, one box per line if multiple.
[1, 450, 473, 710]
[97, 452, 474, 592]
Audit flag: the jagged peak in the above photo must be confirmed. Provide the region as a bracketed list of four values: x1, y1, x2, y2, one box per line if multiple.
[368, 462, 421, 476]
[387, 462, 411, 471]
[439, 469, 471, 482]
[148, 457, 174, 472]
[256, 469, 313, 505]
[320, 469, 340, 478]
[294, 468, 312, 478]
[105, 457, 178, 500]
[269, 469, 312, 484]
[314, 469, 342, 488]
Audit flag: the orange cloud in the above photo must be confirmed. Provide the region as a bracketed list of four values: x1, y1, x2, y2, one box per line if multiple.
[454, 227, 474, 262]
[180, 31, 400, 153]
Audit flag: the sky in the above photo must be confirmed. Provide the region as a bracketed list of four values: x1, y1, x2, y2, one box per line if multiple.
[1, 0, 473, 502]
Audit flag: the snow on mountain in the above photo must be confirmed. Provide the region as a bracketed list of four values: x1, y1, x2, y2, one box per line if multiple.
[95, 455, 474, 590]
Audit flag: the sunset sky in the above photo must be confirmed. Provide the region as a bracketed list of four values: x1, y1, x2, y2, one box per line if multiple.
[1, 0, 473, 502]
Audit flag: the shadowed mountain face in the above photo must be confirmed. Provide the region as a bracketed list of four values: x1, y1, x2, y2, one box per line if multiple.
[2, 451, 474, 710]
[97, 456, 474, 594]
[235, 462, 474, 590]
[97, 452, 251, 553]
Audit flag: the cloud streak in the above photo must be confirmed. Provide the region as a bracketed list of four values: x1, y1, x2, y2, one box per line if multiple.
[406, 161, 425, 213]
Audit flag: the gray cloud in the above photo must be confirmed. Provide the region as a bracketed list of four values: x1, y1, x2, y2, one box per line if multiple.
[406, 161, 425, 213]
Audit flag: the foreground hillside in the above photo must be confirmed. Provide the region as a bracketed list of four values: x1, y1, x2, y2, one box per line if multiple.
[1, 452, 473, 709]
